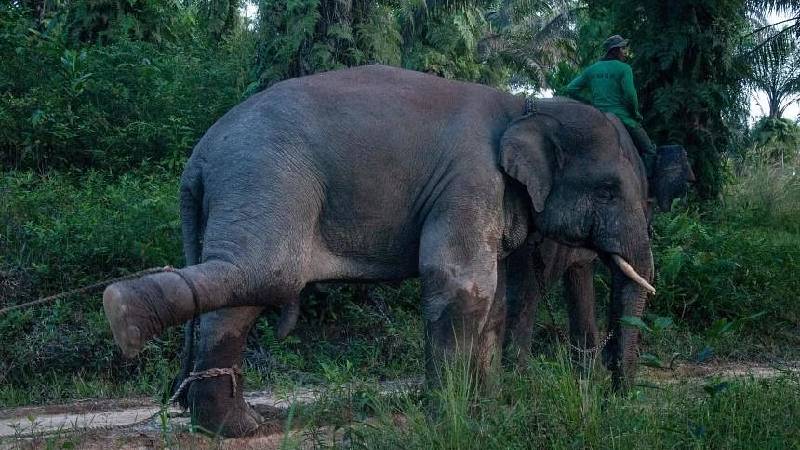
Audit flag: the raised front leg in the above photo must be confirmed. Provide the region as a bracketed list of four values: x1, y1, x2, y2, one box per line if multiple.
[563, 262, 600, 351]
[185, 306, 265, 437]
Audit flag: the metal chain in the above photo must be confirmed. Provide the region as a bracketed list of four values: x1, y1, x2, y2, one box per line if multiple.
[0, 266, 175, 316]
[542, 286, 613, 355]
[168, 366, 242, 405]
[524, 96, 537, 115]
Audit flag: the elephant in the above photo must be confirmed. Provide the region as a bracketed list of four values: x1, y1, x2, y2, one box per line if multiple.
[504, 143, 695, 386]
[101, 65, 655, 437]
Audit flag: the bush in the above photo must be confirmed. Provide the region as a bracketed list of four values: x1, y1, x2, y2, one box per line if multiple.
[0, 168, 184, 405]
[649, 165, 800, 353]
[0, 4, 256, 172]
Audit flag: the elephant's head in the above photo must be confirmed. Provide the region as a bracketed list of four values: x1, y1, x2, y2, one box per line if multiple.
[650, 145, 695, 212]
[500, 98, 653, 387]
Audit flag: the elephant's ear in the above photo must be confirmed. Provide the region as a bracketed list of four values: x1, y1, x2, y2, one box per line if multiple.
[500, 118, 557, 213]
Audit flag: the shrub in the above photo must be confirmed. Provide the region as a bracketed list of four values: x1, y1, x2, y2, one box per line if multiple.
[0, 5, 256, 172]
[650, 171, 800, 347]
[746, 117, 800, 169]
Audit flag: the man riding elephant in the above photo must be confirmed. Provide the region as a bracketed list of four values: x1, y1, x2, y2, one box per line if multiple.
[563, 34, 657, 178]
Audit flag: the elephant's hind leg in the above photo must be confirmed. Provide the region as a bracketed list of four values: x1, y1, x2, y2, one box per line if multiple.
[185, 305, 265, 437]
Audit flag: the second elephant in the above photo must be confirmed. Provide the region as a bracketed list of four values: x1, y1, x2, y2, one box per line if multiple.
[504, 143, 695, 387]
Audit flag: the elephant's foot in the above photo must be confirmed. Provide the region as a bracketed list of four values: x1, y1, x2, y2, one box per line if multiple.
[103, 272, 195, 358]
[187, 372, 263, 437]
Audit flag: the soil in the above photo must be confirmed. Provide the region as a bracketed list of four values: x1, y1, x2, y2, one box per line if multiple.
[0, 363, 796, 449]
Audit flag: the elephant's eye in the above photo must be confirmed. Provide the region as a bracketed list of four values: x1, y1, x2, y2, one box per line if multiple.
[597, 189, 614, 201]
[595, 182, 617, 202]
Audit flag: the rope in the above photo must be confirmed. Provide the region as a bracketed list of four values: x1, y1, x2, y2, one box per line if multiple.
[0, 266, 175, 316]
[168, 366, 241, 405]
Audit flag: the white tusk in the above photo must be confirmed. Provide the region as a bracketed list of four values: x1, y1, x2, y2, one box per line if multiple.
[611, 254, 656, 295]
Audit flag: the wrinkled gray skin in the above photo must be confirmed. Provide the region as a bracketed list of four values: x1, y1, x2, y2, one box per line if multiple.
[102, 65, 654, 437]
[504, 143, 694, 388]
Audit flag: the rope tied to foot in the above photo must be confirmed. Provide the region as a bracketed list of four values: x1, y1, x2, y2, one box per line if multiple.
[0, 266, 176, 316]
[168, 366, 242, 405]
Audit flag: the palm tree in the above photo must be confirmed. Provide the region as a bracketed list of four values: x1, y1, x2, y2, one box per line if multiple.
[744, 3, 800, 118]
[747, 28, 800, 118]
[478, 0, 581, 89]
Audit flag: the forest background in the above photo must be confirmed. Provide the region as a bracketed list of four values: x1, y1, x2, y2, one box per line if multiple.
[1, 0, 799, 447]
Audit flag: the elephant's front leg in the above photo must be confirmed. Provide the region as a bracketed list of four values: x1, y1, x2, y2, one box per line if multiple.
[419, 213, 505, 386]
[563, 262, 601, 351]
[185, 306, 265, 437]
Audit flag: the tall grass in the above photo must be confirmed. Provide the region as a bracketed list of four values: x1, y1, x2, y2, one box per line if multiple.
[648, 160, 800, 360]
[718, 162, 800, 233]
[342, 353, 800, 450]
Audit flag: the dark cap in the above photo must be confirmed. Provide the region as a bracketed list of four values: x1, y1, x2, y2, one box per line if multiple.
[603, 35, 629, 51]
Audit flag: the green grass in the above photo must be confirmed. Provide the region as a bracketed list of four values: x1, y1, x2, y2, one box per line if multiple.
[296, 353, 800, 450]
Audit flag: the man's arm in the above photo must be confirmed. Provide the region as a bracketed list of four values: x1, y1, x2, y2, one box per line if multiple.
[563, 71, 590, 103]
[621, 65, 644, 122]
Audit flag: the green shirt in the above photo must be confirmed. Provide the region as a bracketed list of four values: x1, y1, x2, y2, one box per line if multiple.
[563, 59, 643, 129]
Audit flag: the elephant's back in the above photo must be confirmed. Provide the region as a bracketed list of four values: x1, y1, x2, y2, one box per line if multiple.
[193, 65, 517, 167]
[184, 66, 521, 274]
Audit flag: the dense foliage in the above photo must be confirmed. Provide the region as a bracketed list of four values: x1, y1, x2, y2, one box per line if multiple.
[252, 0, 571, 89]
[0, 4, 255, 172]
[578, 0, 751, 198]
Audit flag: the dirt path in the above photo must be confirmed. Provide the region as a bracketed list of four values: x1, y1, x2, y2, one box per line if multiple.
[1, 363, 797, 449]
[0, 379, 418, 449]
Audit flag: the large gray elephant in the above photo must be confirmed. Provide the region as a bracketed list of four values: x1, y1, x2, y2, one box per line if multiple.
[101, 65, 655, 437]
[504, 143, 694, 387]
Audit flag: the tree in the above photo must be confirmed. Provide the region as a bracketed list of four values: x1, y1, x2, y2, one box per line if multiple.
[745, 20, 800, 118]
[478, 0, 581, 89]
[64, 0, 182, 44]
[749, 116, 800, 167]
[253, 0, 581, 91]
[254, 0, 501, 88]
[199, 0, 244, 42]
[585, 0, 752, 199]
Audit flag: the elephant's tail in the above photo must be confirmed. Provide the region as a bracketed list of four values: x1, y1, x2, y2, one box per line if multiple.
[172, 164, 205, 407]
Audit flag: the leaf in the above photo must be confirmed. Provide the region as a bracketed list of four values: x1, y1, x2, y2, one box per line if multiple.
[702, 381, 730, 397]
[708, 318, 736, 338]
[620, 316, 652, 333]
[640, 353, 664, 368]
[743, 311, 767, 321]
[30, 110, 46, 126]
[652, 316, 674, 331]
[694, 346, 714, 363]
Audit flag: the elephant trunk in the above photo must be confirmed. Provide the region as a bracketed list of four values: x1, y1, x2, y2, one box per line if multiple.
[103, 260, 247, 358]
[604, 245, 654, 390]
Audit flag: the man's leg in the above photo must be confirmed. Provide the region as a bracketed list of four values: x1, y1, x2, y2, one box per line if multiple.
[626, 125, 656, 178]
